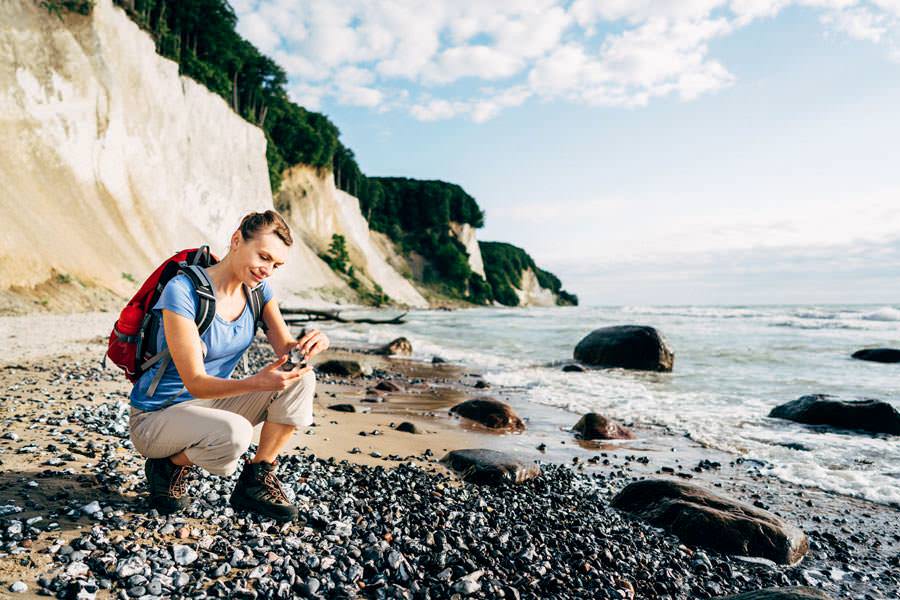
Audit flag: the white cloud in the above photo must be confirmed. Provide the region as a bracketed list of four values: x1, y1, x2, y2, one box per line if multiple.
[422, 45, 525, 84]
[571, 0, 728, 26]
[528, 17, 735, 107]
[410, 99, 468, 121]
[821, 6, 888, 41]
[232, 0, 900, 121]
[237, 12, 281, 55]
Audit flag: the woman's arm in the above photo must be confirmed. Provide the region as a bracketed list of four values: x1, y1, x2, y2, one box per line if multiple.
[163, 308, 264, 399]
[261, 300, 330, 358]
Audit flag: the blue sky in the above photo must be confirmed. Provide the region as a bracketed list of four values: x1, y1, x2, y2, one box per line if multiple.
[233, 1, 900, 305]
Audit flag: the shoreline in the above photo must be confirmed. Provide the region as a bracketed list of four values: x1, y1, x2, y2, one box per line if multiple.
[0, 315, 898, 597]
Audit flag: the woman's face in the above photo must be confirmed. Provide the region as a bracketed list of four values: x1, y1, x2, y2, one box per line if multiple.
[232, 230, 288, 286]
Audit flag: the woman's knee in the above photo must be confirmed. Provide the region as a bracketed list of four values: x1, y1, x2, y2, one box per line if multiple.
[195, 416, 253, 477]
[224, 416, 254, 455]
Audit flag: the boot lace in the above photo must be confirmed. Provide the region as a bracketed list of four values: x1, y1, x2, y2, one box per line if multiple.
[169, 465, 191, 498]
[262, 469, 290, 504]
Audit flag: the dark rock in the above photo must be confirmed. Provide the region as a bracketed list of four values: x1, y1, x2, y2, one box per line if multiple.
[378, 337, 413, 356]
[374, 380, 402, 392]
[562, 364, 585, 372]
[395, 422, 419, 434]
[328, 404, 367, 413]
[431, 356, 447, 364]
[574, 325, 674, 371]
[316, 360, 363, 377]
[716, 587, 832, 599]
[449, 398, 526, 432]
[572, 413, 635, 440]
[439, 449, 541, 485]
[611, 479, 808, 565]
[851, 348, 900, 363]
[768, 394, 900, 435]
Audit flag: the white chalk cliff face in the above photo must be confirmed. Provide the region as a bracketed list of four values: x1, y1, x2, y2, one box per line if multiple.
[276, 165, 428, 307]
[449, 221, 485, 278]
[0, 0, 342, 305]
[513, 267, 558, 307]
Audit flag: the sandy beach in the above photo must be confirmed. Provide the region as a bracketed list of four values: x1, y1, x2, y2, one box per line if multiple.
[0, 311, 898, 599]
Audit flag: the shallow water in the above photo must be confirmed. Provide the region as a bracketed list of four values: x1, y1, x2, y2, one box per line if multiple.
[325, 304, 900, 506]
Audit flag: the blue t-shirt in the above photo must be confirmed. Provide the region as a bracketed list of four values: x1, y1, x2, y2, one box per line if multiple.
[129, 270, 273, 411]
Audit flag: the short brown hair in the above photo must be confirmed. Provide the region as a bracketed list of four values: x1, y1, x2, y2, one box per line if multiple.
[239, 210, 293, 246]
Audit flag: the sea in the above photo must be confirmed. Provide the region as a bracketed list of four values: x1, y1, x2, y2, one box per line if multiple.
[324, 304, 900, 507]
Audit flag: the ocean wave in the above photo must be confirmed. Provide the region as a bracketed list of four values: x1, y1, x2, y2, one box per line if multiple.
[861, 307, 900, 321]
[768, 320, 861, 330]
[790, 309, 840, 320]
[621, 306, 770, 319]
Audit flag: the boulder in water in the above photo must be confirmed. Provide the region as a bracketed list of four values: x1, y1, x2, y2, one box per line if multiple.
[611, 479, 808, 565]
[574, 325, 674, 371]
[378, 337, 413, 356]
[440, 448, 541, 485]
[768, 394, 900, 435]
[572, 413, 635, 440]
[715, 587, 832, 600]
[851, 348, 900, 363]
[562, 364, 585, 372]
[316, 360, 363, 378]
[449, 398, 525, 432]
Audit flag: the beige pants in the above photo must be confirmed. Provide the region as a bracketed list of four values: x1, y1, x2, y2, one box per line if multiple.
[129, 371, 316, 476]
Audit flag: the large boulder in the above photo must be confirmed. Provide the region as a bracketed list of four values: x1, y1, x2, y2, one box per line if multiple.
[449, 398, 526, 432]
[574, 325, 674, 371]
[395, 422, 420, 434]
[572, 413, 635, 440]
[378, 337, 413, 356]
[373, 380, 402, 392]
[768, 394, 900, 435]
[716, 587, 831, 600]
[440, 449, 541, 485]
[851, 348, 900, 363]
[315, 359, 363, 378]
[611, 479, 808, 565]
[328, 403, 368, 413]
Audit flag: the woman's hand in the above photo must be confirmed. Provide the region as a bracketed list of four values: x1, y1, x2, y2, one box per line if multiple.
[250, 353, 312, 392]
[294, 328, 330, 360]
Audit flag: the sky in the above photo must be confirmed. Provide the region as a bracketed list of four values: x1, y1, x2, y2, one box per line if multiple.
[231, 0, 900, 306]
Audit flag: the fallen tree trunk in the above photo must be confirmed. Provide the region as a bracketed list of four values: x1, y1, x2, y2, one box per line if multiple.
[280, 307, 408, 325]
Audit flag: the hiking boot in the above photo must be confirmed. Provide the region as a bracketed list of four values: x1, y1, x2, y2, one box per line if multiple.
[144, 457, 193, 515]
[229, 459, 298, 523]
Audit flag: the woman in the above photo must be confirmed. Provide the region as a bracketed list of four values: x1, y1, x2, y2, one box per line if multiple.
[128, 210, 329, 522]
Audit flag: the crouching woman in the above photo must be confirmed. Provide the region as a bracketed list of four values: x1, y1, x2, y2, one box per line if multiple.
[128, 210, 329, 522]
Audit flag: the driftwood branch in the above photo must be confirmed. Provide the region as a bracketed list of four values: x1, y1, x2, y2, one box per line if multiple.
[281, 307, 407, 325]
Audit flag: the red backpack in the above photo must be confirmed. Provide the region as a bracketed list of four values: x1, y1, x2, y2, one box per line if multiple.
[104, 245, 268, 396]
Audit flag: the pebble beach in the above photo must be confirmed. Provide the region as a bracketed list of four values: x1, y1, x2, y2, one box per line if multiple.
[0, 312, 898, 599]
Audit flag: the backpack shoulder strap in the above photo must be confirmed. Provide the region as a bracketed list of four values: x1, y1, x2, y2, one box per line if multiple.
[145, 264, 215, 398]
[191, 245, 211, 267]
[179, 264, 217, 336]
[245, 283, 269, 334]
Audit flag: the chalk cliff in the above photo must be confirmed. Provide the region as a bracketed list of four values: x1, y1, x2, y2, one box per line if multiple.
[276, 165, 428, 307]
[0, 0, 345, 311]
[513, 267, 559, 307]
[449, 221, 485, 278]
